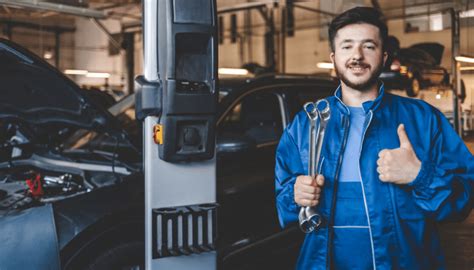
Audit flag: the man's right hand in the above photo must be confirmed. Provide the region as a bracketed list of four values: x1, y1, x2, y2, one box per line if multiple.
[294, 175, 325, 207]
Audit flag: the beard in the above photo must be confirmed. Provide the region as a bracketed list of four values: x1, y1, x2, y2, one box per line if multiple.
[334, 61, 383, 92]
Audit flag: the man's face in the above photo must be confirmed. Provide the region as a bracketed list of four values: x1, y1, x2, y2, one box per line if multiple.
[330, 23, 387, 91]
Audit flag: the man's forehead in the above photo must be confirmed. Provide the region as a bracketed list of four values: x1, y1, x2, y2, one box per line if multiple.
[334, 23, 381, 42]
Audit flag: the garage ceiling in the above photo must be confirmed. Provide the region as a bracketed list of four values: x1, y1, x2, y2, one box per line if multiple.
[0, 0, 471, 21]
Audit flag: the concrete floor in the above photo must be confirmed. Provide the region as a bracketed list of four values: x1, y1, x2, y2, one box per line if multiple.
[438, 135, 474, 269]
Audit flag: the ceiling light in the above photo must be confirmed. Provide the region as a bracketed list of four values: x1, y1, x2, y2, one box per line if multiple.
[460, 9, 474, 18]
[460, 66, 474, 71]
[43, 51, 53, 60]
[316, 62, 334, 69]
[64, 69, 88, 75]
[86, 72, 111, 78]
[455, 55, 474, 63]
[218, 68, 249, 75]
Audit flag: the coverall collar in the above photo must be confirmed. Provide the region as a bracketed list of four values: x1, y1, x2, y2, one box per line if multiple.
[333, 82, 385, 114]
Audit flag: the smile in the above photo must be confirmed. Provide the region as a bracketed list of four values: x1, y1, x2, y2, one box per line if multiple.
[348, 65, 369, 73]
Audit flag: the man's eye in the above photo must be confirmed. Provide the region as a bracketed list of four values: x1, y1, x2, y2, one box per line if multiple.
[342, 46, 351, 49]
[365, 45, 375, 50]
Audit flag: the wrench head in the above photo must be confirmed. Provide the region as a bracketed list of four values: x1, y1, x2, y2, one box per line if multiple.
[316, 99, 330, 122]
[303, 102, 318, 120]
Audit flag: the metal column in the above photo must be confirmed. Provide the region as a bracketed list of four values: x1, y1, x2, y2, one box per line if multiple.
[138, 1, 218, 269]
[451, 8, 463, 136]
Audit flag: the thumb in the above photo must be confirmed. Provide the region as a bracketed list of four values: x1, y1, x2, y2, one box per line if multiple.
[397, 124, 413, 150]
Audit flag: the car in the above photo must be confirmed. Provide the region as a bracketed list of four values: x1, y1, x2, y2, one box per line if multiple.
[0, 38, 338, 270]
[380, 38, 453, 97]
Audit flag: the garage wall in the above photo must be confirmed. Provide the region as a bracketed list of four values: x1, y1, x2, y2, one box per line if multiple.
[0, 16, 75, 72]
[218, 11, 474, 115]
[73, 18, 124, 89]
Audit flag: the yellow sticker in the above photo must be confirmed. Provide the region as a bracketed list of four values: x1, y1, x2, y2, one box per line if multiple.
[153, 124, 163, 144]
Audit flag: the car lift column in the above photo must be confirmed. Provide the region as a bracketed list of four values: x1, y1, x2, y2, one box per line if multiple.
[136, 0, 218, 269]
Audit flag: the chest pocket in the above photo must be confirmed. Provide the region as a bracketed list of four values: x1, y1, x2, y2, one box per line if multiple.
[394, 185, 425, 220]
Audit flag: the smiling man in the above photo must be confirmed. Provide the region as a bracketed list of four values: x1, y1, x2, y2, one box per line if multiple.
[275, 7, 473, 270]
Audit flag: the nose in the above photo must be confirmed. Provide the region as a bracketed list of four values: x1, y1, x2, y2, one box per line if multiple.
[351, 45, 363, 61]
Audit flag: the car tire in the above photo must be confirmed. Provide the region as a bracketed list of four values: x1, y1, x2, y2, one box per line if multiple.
[85, 241, 144, 270]
[61, 221, 144, 270]
[406, 77, 420, 97]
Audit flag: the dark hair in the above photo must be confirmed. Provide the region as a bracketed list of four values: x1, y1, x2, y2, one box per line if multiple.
[328, 7, 388, 52]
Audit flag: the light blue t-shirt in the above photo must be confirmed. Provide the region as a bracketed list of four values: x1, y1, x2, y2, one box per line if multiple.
[333, 106, 373, 269]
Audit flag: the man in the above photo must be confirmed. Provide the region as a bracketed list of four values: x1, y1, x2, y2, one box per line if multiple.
[275, 6, 473, 270]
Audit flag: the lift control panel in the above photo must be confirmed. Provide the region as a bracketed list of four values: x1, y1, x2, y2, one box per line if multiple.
[136, 0, 218, 269]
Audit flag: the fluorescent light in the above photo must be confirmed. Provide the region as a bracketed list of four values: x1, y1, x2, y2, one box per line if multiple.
[43, 51, 53, 60]
[86, 72, 111, 78]
[65, 69, 88, 75]
[316, 62, 334, 69]
[436, 93, 441, 99]
[455, 56, 474, 63]
[460, 66, 474, 71]
[218, 68, 249, 75]
[460, 9, 474, 18]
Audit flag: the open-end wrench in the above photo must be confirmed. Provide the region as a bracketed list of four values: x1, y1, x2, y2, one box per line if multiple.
[299, 99, 330, 233]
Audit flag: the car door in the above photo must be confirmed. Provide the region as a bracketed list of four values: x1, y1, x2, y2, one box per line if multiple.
[217, 81, 336, 269]
[216, 88, 302, 268]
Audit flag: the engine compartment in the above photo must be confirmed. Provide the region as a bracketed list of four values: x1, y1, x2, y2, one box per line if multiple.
[0, 121, 134, 213]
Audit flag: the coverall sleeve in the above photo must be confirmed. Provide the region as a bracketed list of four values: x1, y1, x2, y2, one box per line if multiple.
[408, 110, 474, 221]
[275, 125, 306, 228]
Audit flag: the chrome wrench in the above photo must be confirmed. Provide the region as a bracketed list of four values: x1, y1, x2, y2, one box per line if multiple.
[298, 99, 330, 233]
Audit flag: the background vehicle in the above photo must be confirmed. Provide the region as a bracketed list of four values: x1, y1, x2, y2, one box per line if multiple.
[380, 39, 456, 98]
[0, 38, 338, 270]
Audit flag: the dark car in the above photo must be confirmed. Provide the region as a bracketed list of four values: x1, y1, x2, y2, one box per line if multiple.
[0, 38, 338, 270]
[380, 40, 451, 97]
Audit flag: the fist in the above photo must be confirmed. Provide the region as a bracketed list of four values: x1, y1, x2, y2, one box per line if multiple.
[377, 124, 421, 184]
[294, 174, 325, 207]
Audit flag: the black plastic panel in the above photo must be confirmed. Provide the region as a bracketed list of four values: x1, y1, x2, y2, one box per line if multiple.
[152, 203, 218, 258]
[173, 0, 212, 25]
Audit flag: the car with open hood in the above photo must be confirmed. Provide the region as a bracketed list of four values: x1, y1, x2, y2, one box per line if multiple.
[0, 38, 338, 270]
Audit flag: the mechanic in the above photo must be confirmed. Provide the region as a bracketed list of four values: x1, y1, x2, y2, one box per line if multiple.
[275, 6, 473, 270]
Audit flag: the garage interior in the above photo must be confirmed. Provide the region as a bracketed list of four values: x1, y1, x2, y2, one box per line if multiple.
[0, 0, 473, 269]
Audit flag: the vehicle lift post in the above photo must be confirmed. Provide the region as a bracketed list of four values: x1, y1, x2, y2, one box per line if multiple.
[135, 0, 218, 269]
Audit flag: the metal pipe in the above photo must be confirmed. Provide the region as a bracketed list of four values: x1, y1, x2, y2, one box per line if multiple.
[451, 8, 462, 136]
[0, 0, 106, 19]
[299, 99, 330, 233]
[54, 31, 60, 68]
[90, 18, 122, 51]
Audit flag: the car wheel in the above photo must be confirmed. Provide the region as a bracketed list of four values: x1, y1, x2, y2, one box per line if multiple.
[61, 221, 144, 270]
[406, 77, 420, 97]
[85, 241, 144, 270]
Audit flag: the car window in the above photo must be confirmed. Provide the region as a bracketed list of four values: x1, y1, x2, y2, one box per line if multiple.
[219, 92, 283, 145]
[287, 86, 334, 120]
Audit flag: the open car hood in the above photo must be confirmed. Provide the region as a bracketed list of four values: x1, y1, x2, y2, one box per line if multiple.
[409, 43, 444, 65]
[0, 38, 122, 135]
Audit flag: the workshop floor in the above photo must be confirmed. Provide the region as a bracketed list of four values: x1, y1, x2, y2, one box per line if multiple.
[438, 134, 474, 269]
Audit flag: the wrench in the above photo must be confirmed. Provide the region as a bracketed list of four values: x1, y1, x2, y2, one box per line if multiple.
[298, 99, 330, 233]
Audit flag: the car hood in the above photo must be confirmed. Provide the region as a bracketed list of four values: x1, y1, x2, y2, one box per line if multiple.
[409, 43, 444, 65]
[0, 38, 122, 135]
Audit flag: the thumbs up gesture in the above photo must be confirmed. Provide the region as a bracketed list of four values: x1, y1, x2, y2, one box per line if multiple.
[377, 124, 421, 184]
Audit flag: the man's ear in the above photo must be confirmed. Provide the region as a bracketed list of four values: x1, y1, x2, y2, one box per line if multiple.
[330, 52, 335, 64]
[383, 51, 388, 66]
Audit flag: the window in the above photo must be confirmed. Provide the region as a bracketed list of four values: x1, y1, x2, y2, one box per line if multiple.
[404, 0, 453, 32]
[219, 92, 283, 145]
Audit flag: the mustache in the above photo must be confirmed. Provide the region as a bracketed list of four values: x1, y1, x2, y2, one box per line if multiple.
[346, 61, 370, 68]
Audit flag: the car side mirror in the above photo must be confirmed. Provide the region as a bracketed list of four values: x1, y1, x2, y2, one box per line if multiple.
[216, 135, 256, 155]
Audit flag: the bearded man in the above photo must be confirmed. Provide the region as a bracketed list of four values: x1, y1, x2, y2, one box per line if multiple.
[275, 6, 473, 270]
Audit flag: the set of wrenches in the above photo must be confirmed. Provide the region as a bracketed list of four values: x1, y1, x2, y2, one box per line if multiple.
[298, 99, 330, 233]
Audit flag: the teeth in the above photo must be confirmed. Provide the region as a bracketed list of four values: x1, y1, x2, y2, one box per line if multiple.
[350, 66, 366, 72]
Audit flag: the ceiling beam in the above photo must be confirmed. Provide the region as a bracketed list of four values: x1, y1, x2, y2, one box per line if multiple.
[0, 0, 106, 19]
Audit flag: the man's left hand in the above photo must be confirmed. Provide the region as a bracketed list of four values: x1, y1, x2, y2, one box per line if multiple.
[377, 124, 421, 184]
